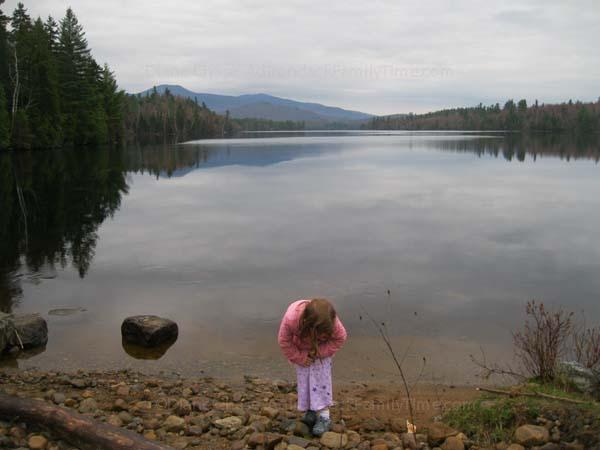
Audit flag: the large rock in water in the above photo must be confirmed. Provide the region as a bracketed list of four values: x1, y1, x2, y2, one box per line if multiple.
[10, 313, 48, 349]
[121, 315, 178, 347]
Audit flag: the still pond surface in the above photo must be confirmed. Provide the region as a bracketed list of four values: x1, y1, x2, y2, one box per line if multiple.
[1, 131, 599, 383]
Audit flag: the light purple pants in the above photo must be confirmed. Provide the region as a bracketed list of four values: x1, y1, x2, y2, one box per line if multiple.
[295, 357, 333, 411]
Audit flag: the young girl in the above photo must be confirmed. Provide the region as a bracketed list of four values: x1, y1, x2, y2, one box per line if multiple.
[277, 298, 347, 436]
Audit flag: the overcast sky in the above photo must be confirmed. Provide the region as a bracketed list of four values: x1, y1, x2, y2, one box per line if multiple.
[4, 0, 599, 115]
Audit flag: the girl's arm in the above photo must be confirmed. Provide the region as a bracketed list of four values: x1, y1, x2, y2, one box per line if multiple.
[318, 316, 347, 358]
[278, 316, 309, 366]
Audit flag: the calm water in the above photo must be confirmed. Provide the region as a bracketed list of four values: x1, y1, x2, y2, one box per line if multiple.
[1, 131, 599, 383]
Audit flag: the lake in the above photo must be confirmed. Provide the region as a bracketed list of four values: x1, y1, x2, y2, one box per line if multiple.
[1, 131, 599, 384]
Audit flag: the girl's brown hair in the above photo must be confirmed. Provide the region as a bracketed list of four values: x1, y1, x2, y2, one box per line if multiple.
[299, 298, 337, 355]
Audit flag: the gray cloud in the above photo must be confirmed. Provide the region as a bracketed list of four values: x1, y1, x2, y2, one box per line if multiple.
[4, 0, 600, 114]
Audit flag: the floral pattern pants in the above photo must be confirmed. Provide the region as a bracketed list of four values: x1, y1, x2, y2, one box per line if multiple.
[295, 357, 333, 411]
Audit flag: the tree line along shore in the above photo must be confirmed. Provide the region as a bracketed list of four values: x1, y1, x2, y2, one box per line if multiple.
[2, 1, 599, 151]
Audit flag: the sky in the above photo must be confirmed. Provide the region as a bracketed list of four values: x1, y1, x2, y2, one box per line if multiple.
[4, 0, 600, 115]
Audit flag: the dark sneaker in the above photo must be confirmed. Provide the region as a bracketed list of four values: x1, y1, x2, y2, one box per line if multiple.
[312, 416, 331, 437]
[300, 410, 317, 428]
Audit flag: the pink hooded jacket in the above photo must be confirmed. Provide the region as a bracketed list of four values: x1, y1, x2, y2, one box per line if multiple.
[278, 299, 347, 365]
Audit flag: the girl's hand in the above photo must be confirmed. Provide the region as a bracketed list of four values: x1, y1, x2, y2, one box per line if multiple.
[301, 356, 314, 367]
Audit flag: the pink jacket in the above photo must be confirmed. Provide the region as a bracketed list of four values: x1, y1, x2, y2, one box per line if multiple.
[278, 299, 347, 365]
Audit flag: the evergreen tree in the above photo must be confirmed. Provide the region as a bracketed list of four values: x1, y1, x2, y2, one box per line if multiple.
[0, 0, 10, 103]
[27, 18, 61, 147]
[0, 84, 8, 148]
[57, 7, 92, 145]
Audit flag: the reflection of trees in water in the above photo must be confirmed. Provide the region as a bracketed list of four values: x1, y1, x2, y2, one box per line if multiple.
[0, 147, 129, 312]
[123, 144, 209, 178]
[433, 133, 600, 162]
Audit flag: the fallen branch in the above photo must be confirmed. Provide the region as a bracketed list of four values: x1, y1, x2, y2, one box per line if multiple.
[476, 387, 591, 405]
[13, 329, 24, 350]
[0, 392, 172, 450]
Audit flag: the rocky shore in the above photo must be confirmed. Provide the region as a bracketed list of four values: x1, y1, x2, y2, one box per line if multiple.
[0, 369, 598, 450]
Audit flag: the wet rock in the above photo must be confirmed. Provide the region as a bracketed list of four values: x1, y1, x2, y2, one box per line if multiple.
[320, 431, 348, 448]
[506, 445, 525, 450]
[121, 315, 178, 347]
[515, 425, 550, 446]
[11, 314, 48, 349]
[174, 398, 191, 416]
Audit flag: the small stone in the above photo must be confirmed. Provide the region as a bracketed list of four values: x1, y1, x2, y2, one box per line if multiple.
[81, 390, 95, 399]
[506, 445, 525, 450]
[118, 411, 133, 424]
[428, 423, 459, 445]
[107, 415, 123, 427]
[288, 435, 312, 448]
[143, 430, 157, 441]
[214, 416, 243, 431]
[113, 399, 128, 411]
[78, 398, 98, 413]
[320, 431, 348, 448]
[51, 393, 65, 404]
[116, 385, 130, 397]
[515, 425, 550, 446]
[174, 398, 191, 416]
[28, 435, 48, 449]
[163, 415, 186, 432]
[134, 400, 152, 411]
[441, 436, 464, 450]
[261, 406, 279, 419]
[372, 444, 388, 450]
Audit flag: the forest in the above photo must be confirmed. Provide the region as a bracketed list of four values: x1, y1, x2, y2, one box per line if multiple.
[367, 99, 600, 132]
[0, 1, 125, 150]
[0, 2, 237, 151]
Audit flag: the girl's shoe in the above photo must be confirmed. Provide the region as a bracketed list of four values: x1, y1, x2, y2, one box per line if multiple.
[312, 416, 331, 437]
[301, 410, 317, 428]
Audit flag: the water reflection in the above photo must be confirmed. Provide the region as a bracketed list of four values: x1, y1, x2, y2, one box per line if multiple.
[122, 337, 177, 360]
[0, 132, 599, 381]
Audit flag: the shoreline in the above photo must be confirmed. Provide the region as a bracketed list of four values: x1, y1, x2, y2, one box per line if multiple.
[0, 367, 479, 449]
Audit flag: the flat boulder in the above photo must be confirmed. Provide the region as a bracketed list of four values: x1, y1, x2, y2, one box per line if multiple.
[10, 313, 48, 349]
[121, 315, 178, 347]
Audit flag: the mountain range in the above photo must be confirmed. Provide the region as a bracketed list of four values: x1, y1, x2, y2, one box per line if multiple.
[137, 85, 373, 123]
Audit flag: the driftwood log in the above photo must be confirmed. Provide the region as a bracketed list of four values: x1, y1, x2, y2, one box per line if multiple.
[0, 392, 173, 450]
[476, 387, 590, 405]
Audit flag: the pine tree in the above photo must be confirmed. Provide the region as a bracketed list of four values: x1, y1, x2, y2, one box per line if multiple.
[57, 7, 92, 145]
[100, 64, 123, 144]
[0, 0, 10, 103]
[0, 84, 8, 148]
[27, 18, 61, 147]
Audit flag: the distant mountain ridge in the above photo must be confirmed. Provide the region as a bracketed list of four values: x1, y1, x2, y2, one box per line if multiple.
[136, 85, 373, 122]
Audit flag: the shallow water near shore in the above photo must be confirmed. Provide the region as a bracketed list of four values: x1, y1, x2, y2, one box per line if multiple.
[1, 131, 600, 383]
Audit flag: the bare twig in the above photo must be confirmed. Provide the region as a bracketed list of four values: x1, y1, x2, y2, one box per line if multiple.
[13, 328, 24, 350]
[361, 305, 417, 437]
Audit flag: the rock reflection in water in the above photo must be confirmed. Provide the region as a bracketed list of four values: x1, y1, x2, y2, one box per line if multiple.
[121, 337, 177, 360]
